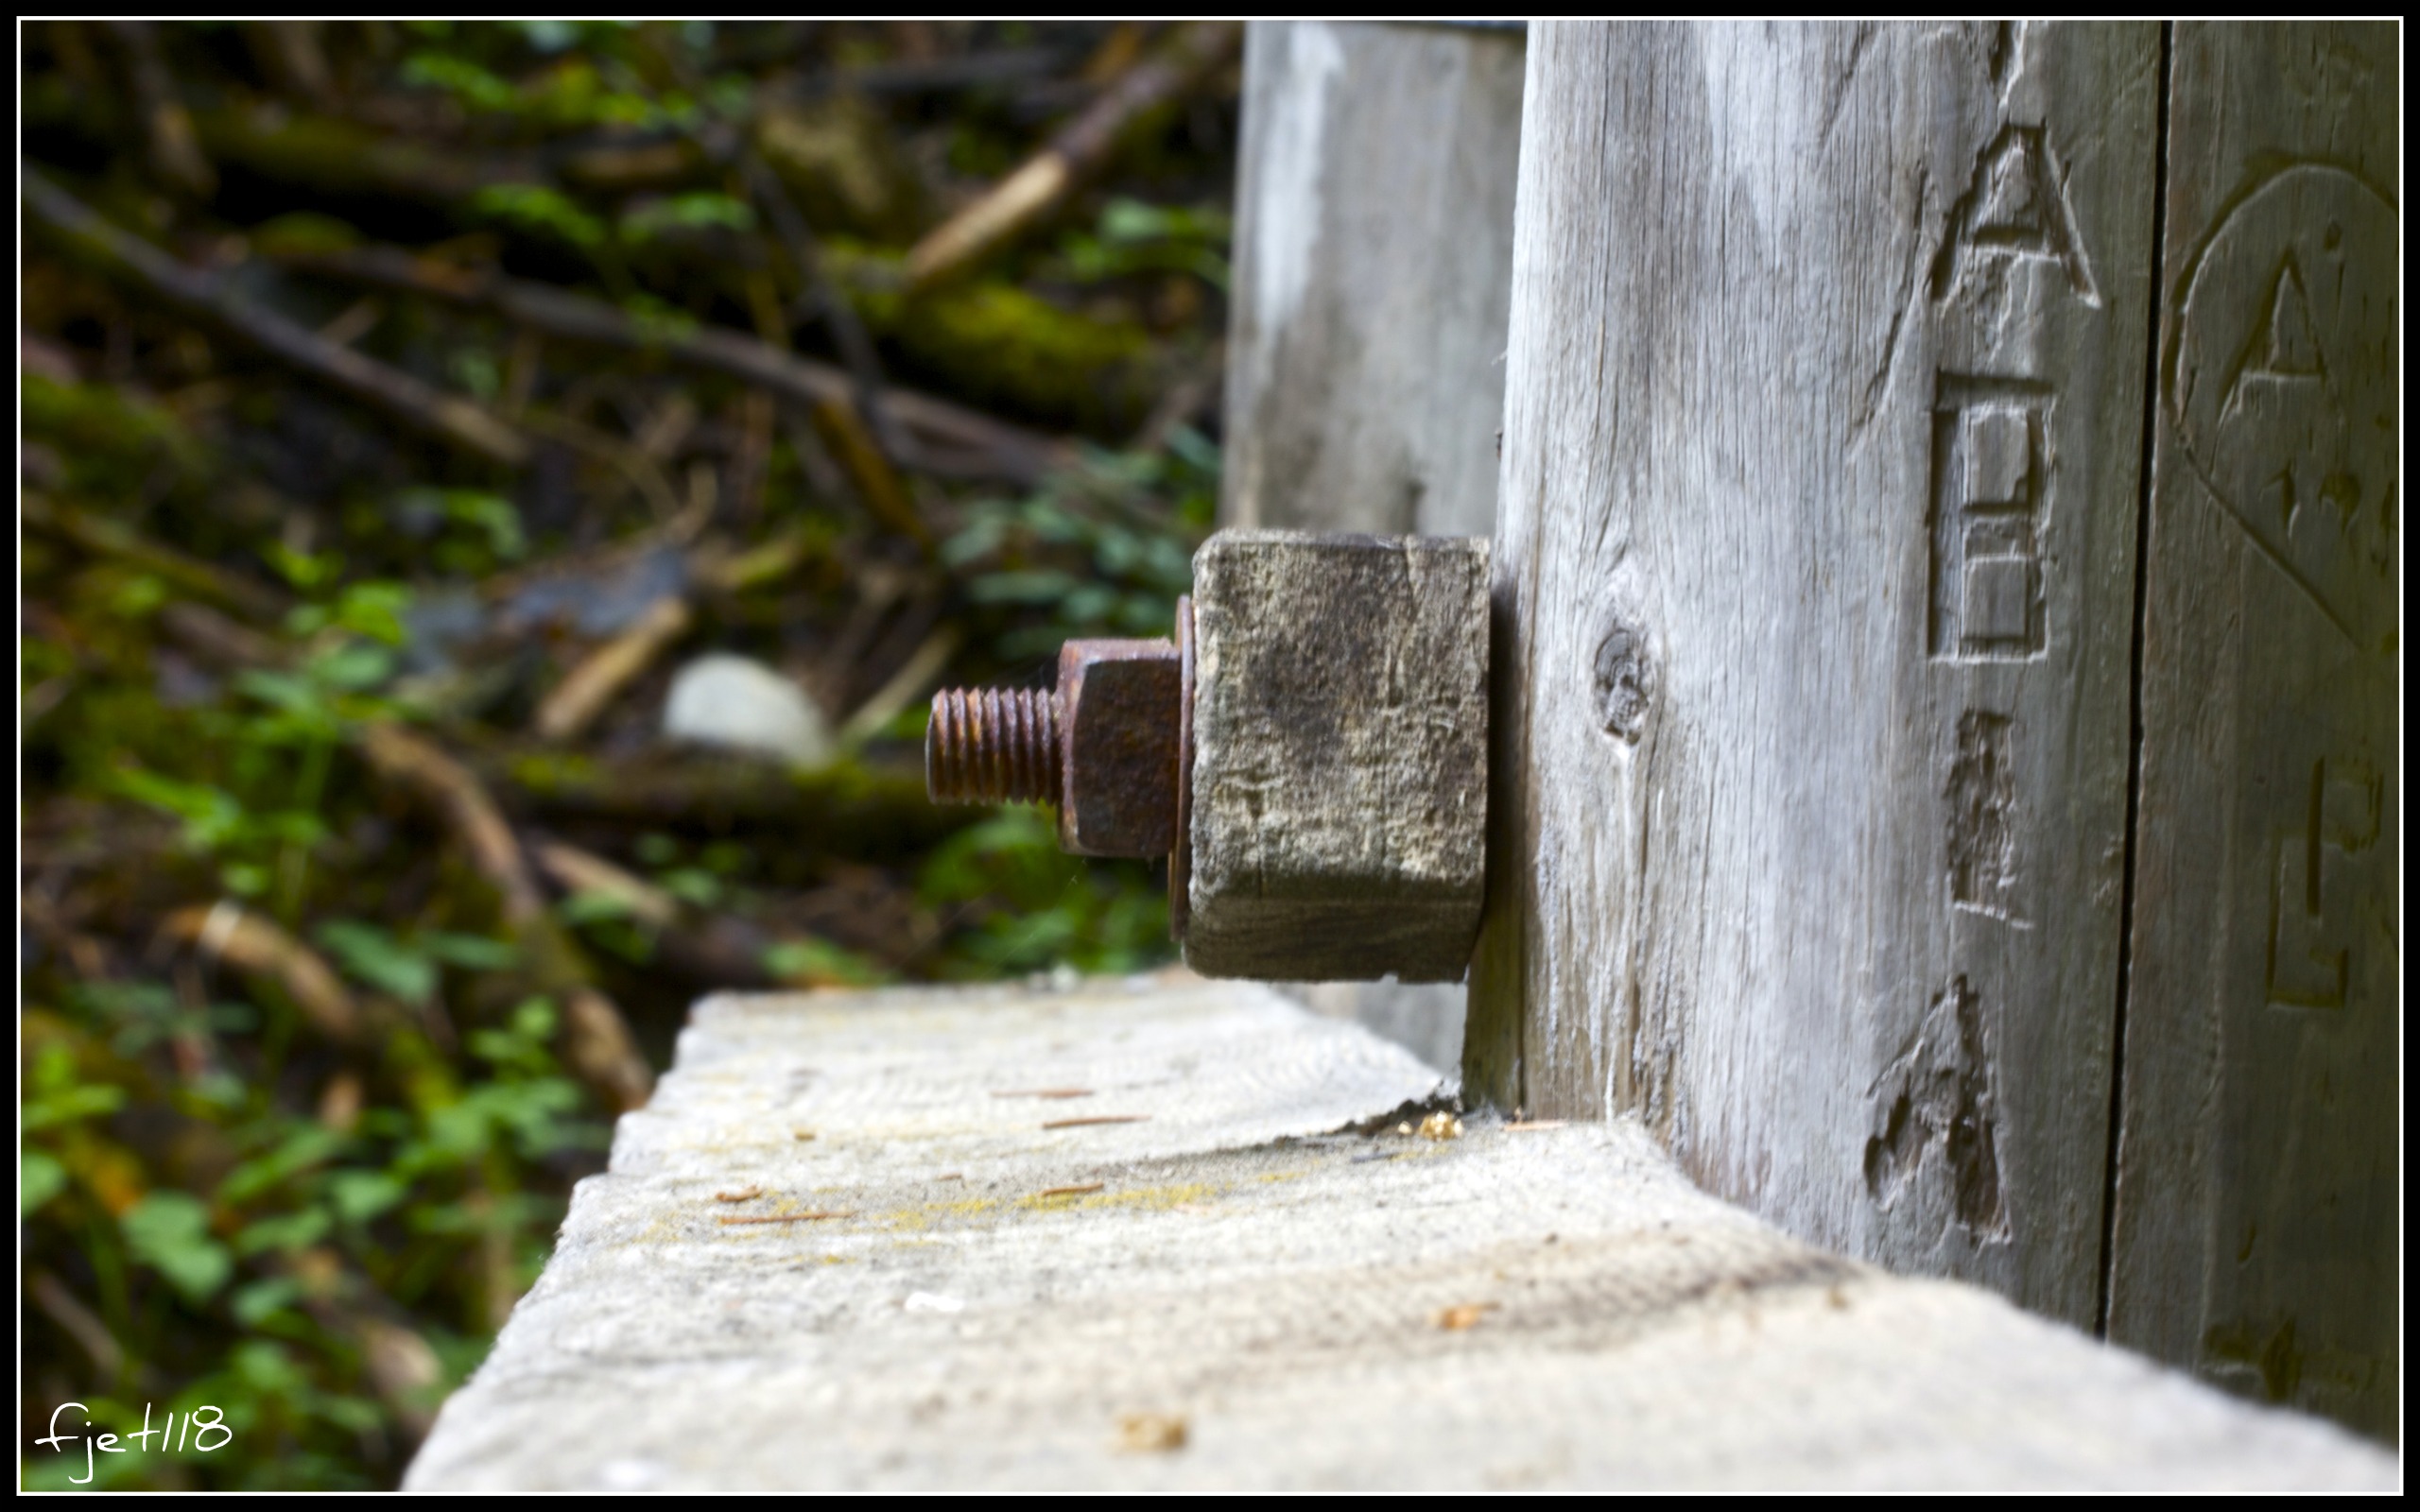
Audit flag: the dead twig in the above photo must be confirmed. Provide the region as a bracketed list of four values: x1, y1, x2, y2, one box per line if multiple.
[527, 835, 778, 991]
[1041, 1114, 1150, 1129]
[809, 396, 929, 549]
[717, 1211, 853, 1225]
[516, 408, 683, 522]
[837, 625, 959, 748]
[741, 154, 912, 468]
[532, 594, 694, 742]
[352, 723, 652, 1112]
[902, 21, 1241, 290]
[23, 170, 528, 467]
[274, 242, 1064, 484]
[25, 492, 287, 625]
[108, 21, 215, 198]
[245, 21, 336, 110]
[528, 841, 680, 931]
[162, 902, 363, 1045]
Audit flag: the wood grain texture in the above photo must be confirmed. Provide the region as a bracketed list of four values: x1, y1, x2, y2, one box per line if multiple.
[1468, 22, 2159, 1329]
[1220, 22, 1523, 1056]
[2107, 22, 2399, 1441]
[1223, 20, 1523, 540]
[1185, 532, 1489, 982]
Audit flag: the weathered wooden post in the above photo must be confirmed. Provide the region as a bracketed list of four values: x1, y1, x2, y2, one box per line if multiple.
[1469, 20, 2395, 1438]
[2107, 22, 2399, 1440]
[1221, 19, 1525, 1069]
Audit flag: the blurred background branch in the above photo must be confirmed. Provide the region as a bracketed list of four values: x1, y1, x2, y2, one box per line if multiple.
[21, 20, 1236, 1489]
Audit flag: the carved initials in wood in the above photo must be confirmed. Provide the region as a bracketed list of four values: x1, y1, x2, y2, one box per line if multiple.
[2168, 163, 2398, 654]
[2266, 757, 2381, 1009]
[1928, 379, 2052, 661]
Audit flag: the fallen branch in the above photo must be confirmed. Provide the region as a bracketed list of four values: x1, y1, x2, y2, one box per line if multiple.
[743, 155, 910, 467]
[245, 21, 336, 111]
[533, 594, 694, 742]
[275, 242, 1065, 484]
[149, 607, 685, 1070]
[809, 396, 930, 549]
[902, 21, 1241, 290]
[24, 169, 529, 468]
[529, 841, 679, 931]
[163, 902, 363, 1045]
[354, 723, 653, 1112]
[530, 837, 777, 988]
[517, 408, 684, 523]
[108, 21, 215, 198]
[26, 492, 287, 625]
[472, 742, 964, 852]
[838, 625, 959, 747]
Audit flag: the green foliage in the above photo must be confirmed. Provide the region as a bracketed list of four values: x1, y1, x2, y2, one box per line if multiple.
[24, 372, 210, 495]
[24, 17, 1234, 1493]
[918, 809, 1169, 977]
[468, 183, 607, 249]
[619, 192, 755, 245]
[122, 1192, 235, 1303]
[944, 434, 1217, 655]
[762, 936, 891, 988]
[393, 488, 527, 570]
[1058, 198, 1234, 290]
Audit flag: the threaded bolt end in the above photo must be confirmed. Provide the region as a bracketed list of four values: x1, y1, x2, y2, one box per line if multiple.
[926, 686, 1062, 805]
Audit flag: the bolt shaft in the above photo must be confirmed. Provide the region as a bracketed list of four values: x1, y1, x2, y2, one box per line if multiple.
[926, 687, 1062, 805]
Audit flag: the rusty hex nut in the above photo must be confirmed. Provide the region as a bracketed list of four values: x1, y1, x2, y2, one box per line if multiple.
[1056, 638, 1183, 858]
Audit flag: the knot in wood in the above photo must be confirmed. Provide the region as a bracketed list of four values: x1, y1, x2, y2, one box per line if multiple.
[1591, 612, 1657, 744]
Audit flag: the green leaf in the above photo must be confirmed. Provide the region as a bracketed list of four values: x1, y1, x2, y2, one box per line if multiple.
[401, 50, 519, 112]
[232, 1276, 305, 1327]
[315, 919, 438, 1005]
[220, 1124, 347, 1204]
[330, 581, 412, 646]
[327, 1169, 406, 1224]
[558, 887, 638, 925]
[112, 767, 249, 853]
[418, 932, 521, 971]
[21, 1150, 68, 1215]
[968, 568, 1081, 606]
[658, 867, 721, 907]
[24, 1080, 128, 1132]
[234, 1207, 335, 1258]
[763, 936, 890, 988]
[267, 541, 344, 591]
[121, 1192, 234, 1303]
[305, 641, 395, 692]
[469, 183, 607, 249]
[619, 191, 756, 244]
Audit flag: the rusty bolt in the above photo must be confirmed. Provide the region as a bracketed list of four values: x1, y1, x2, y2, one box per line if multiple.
[925, 602, 1193, 869]
[1053, 638, 1182, 856]
[925, 686, 1061, 805]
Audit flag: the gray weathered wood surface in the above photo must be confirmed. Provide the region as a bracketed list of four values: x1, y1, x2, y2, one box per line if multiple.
[1467, 21, 2159, 1333]
[1184, 532, 1489, 982]
[1221, 20, 1525, 1070]
[405, 978, 2392, 1491]
[2106, 21, 2400, 1440]
[1223, 20, 1522, 541]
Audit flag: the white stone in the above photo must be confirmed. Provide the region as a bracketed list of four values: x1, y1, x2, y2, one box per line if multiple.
[663, 653, 833, 766]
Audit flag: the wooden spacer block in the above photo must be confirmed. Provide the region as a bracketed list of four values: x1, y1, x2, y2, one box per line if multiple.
[1184, 530, 1489, 981]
